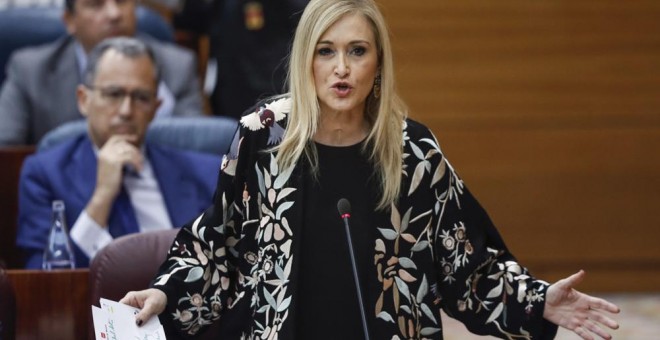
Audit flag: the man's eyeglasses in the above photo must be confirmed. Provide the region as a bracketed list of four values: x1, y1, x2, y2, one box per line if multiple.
[79, 0, 135, 10]
[87, 85, 157, 110]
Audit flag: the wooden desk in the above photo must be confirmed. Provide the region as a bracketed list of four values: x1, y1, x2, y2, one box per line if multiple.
[7, 269, 89, 340]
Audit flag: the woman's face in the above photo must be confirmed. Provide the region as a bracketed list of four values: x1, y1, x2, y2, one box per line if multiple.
[313, 13, 379, 117]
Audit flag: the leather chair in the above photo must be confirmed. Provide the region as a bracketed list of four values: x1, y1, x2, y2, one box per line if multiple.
[89, 229, 178, 306]
[37, 116, 238, 156]
[0, 5, 174, 85]
[0, 267, 16, 340]
[89, 229, 223, 339]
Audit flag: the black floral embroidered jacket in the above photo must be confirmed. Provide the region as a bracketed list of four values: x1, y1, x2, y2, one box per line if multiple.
[153, 97, 558, 339]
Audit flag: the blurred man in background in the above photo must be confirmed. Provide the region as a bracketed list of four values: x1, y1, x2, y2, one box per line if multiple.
[16, 37, 219, 269]
[0, 0, 204, 145]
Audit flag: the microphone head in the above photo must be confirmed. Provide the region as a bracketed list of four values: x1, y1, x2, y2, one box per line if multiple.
[337, 198, 351, 216]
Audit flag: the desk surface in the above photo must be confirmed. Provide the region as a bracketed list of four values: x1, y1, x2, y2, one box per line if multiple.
[7, 269, 89, 340]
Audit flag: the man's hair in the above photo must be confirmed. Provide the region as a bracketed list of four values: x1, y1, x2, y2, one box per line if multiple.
[83, 37, 161, 86]
[65, 0, 75, 12]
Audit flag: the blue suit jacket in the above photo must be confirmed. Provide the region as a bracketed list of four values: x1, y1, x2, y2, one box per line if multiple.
[16, 135, 221, 268]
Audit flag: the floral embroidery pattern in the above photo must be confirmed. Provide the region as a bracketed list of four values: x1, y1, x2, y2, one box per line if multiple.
[438, 222, 473, 284]
[375, 204, 441, 338]
[155, 103, 551, 339]
[153, 195, 235, 335]
[246, 154, 296, 339]
[373, 122, 548, 339]
[454, 250, 547, 340]
[373, 128, 452, 339]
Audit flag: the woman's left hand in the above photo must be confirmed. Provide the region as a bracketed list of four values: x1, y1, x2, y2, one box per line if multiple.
[543, 270, 620, 340]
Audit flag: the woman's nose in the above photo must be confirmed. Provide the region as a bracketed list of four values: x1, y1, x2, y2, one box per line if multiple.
[334, 55, 349, 77]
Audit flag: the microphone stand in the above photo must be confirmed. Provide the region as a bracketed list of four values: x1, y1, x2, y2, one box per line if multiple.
[339, 200, 371, 340]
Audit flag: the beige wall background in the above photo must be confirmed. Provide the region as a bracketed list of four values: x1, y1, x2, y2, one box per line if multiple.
[378, 0, 660, 292]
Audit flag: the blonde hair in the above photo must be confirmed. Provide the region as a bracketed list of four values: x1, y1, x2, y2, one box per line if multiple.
[277, 0, 408, 210]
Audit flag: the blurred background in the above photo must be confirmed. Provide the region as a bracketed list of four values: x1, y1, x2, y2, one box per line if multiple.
[378, 1, 660, 338]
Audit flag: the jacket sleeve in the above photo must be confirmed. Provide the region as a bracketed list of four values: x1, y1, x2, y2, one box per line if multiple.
[16, 156, 53, 269]
[151, 126, 244, 337]
[0, 53, 31, 145]
[169, 48, 204, 117]
[149, 38, 204, 117]
[423, 131, 558, 338]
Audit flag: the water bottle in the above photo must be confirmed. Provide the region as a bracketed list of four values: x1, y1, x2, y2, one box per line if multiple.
[42, 200, 75, 270]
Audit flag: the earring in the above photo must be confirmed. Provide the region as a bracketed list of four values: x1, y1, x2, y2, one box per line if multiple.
[373, 74, 381, 98]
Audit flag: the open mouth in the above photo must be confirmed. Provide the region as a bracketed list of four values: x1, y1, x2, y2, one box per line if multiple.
[333, 83, 352, 96]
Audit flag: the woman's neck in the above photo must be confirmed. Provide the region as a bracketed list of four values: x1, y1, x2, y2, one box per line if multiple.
[314, 110, 369, 146]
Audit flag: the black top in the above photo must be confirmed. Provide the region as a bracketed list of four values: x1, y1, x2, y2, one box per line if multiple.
[297, 140, 378, 339]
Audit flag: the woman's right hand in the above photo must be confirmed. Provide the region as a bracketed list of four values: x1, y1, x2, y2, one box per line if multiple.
[119, 288, 167, 326]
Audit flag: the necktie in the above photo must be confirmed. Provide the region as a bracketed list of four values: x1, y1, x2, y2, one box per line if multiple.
[108, 184, 139, 237]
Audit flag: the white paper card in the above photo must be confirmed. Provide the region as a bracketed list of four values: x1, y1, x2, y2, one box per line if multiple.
[92, 298, 166, 340]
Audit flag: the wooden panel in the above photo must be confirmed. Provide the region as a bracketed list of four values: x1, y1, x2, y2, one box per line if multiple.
[0, 147, 35, 269]
[377, 0, 660, 291]
[7, 270, 89, 340]
[437, 128, 660, 292]
[380, 0, 660, 127]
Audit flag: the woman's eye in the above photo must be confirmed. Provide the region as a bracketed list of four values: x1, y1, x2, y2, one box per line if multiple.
[317, 47, 334, 56]
[351, 47, 366, 56]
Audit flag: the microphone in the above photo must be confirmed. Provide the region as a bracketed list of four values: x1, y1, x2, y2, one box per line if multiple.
[337, 198, 370, 340]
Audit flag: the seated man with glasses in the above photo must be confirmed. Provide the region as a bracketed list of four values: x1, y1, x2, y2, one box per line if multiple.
[16, 37, 221, 269]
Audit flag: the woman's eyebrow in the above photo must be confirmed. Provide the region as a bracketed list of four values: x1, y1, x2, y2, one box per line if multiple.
[316, 40, 371, 45]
